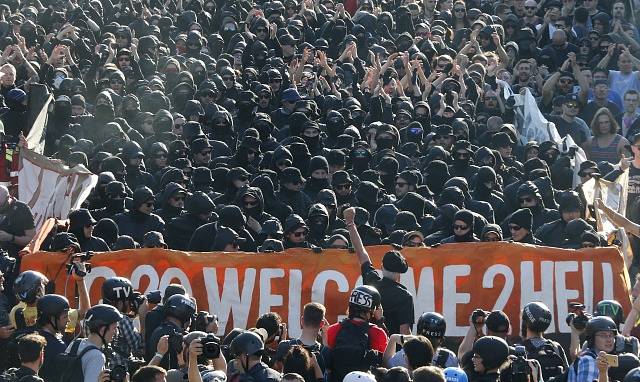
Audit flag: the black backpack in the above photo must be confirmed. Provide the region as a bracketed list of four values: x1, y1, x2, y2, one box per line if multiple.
[433, 348, 451, 368]
[0, 368, 30, 382]
[55, 338, 101, 382]
[524, 338, 566, 381]
[329, 319, 379, 382]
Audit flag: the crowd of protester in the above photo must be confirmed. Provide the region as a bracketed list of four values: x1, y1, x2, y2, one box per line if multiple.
[0, 0, 638, 377]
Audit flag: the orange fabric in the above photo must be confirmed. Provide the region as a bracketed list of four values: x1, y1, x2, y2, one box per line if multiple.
[21, 243, 631, 337]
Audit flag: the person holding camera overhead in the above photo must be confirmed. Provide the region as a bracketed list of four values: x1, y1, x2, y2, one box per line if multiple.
[101, 277, 148, 371]
[146, 294, 196, 370]
[163, 331, 226, 382]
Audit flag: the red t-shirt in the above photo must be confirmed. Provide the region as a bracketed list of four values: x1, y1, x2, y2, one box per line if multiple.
[326, 319, 388, 353]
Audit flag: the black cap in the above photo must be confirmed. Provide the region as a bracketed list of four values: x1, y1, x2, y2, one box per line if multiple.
[382, 250, 408, 273]
[332, 170, 353, 185]
[214, 227, 246, 250]
[191, 138, 212, 153]
[280, 167, 305, 184]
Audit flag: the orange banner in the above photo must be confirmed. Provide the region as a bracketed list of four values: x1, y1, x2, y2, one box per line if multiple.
[21, 243, 631, 338]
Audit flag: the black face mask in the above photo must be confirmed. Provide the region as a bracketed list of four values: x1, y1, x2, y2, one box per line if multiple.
[380, 173, 396, 189]
[123, 108, 139, 120]
[244, 205, 260, 217]
[326, 118, 344, 138]
[303, 135, 320, 150]
[193, 70, 206, 85]
[106, 197, 125, 211]
[308, 177, 330, 190]
[376, 138, 394, 150]
[56, 102, 71, 118]
[94, 104, 114, 122]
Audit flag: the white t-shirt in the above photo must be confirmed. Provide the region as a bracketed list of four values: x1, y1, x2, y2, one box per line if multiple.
[64, 339, 105, 382]
[609, 71, 640, 99]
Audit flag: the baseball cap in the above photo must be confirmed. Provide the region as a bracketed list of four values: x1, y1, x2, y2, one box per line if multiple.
[281, 88, 302, 103]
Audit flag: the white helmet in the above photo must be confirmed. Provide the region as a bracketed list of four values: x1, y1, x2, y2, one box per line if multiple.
[343, 371, 376, 382]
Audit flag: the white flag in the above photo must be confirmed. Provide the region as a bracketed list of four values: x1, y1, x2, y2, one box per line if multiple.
[18, 148, 97, 230]
[511, 88, 562, 145]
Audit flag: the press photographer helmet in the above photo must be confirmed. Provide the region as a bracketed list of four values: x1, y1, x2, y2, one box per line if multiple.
[348, 285, 381, 313]
[165, 294, 196, 324]
[85, 304, 123, 333]
[101, 277, 133, 305]
[585, 316, 618, 346]
[472, 336, 510, 371]
[595, 299, 624, 326]
[417, 312, 446, 338]
[230, 331, 264, 357]
[443, 367, 468, 382]
[522, 301, 552, 334]
[14, 271, 48, 304]
[37, 294, 70, 331]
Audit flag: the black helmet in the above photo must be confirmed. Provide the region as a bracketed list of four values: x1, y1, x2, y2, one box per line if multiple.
[165, 294, 196, 323]
[37, 294, 70, 318]
[595, 299, 624, 326]
[611, 353, 640, 382]
[417, 312, 446, 338]
[230, 331, 264, 356]
[522, 302, 552, 332]
[14, 271, 48, 304]
[472, 336, 510, 370]
[585, 316, 618, 344]
[348, 285, 381, 310]
[624, 366, 640, 382]
[101, 277, 133, 304]
[85, 304, 123, 331]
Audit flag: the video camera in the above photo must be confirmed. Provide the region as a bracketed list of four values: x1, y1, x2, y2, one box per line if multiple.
[511, 346, 532, 382]
[0, 250, 16, 274]
[66, 252, 94, 277]
[471, 309, 490, 326]
[566, 302, 591, 330]
[105, 365, 127, 382]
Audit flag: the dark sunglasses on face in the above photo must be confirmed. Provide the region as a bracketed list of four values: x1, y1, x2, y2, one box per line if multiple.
[509, 224, 522, 231]
[172, 196, 185, 201]
[238, 176, 248, 182]
[174, 124, 184, 129]
[453, 224, 468, 230]
[270, 79, 282, 83]
[200, 150, 212, 156]
[335, 184, 351, 190]
[143, 202, 154, 207]
[259, 94, 271, 99]
[396, 182, 408, 187]
[519, 196, 533, 203]
[223, 76, 234, 81]
[525, 5, 536, 9]
[256, 28, 268, 33]
[293, 230, 307, 237]
[244, 200, 258, 207]
[276, 161, 291, 167]
[454, 7, 465, 11]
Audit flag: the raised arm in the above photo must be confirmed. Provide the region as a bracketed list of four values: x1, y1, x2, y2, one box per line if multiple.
[595, 198, 640, 236]
[344, 207, 371, 265]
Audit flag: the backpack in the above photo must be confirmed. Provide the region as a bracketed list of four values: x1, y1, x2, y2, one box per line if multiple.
[433, 348, 451, 368]
[0, 368, 30, 382]
[524, 338, 565, 381]
[54, 338, 101, 382]
[547, 350, 595, 382]
[329, 319, 379, 382]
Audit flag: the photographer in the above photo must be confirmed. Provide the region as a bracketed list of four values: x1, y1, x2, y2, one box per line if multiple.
[144, 284, 186, 346]
[228, 330, 281, 382]
[594, 300, 639, 357]
[146, 294, 196, 370]
[467, 336, 511, 382]
[518, 302, 568, 381]
[568, 316, 618, 382]
[9, 271, 48, 329]
[459, 310, 511, 362]
[568, 302, 593, 362]
[164, 332, 226, 381]
[101, 277, 147, 370]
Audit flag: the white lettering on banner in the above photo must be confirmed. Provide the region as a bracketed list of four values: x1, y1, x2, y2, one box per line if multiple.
[521, 261, 556, 333]
[288, 270, 303, 338]
[259, 269, 285, 315]
[78, 260, 619, 335]
[442, 265, 471, 336]
[555, 261, 580, 333]
[203, 268, 256, 336]
[130, 265, 160, 294]
[582, 262, 594, 314]
[159, 268, 192, 295]
[311, 270, 349, 305]
[482, 265, 514, 311]
[407, 267, 436, 324]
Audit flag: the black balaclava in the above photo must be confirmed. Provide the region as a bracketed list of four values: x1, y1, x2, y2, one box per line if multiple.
[453, 209, 475, 242]
[350, 146, 371, 176]
[325, 110, 346, 141]
[307, 204, 329, 241]
[378, 157, 399, 193]
[307, 156, 330, 192]
[424, 160, 449, 196]
[474, 166, 498, 199]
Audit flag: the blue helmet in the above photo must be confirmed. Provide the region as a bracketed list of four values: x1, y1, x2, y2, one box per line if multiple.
[444, 367, 468, 382]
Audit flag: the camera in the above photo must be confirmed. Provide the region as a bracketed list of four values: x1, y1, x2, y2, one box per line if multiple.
[511, 345, 531, 382]
[66, 262, 92, 277]
[146, 290, 161, 304]
[108, 365, 127, 382]
[471, 309, 490, 325]
[0, 250, 16, 274]
[201, 334, 221, 359]
[169, 330, 184, 353]
[193, 311, 217, 332]
[566, 302, 591, 330]
[130, 291, 146, 313]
